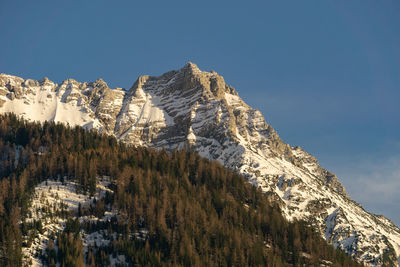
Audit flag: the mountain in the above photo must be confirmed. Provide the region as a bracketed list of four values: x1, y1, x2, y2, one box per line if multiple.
[1, 63, 399, 266]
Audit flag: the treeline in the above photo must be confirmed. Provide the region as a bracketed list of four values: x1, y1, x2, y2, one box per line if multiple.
[0, 113, 363, 266]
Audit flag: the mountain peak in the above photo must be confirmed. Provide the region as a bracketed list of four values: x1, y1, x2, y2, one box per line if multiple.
[183, 61, 200, 72]
[39, 77, 56, 87]
[92, 77, 109, 88]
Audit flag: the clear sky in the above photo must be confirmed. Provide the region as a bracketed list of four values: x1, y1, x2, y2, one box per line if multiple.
[1, 0, 399, 225]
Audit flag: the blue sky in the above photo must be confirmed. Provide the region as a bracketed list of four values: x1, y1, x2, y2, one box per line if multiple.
[1, 0, 399, 225]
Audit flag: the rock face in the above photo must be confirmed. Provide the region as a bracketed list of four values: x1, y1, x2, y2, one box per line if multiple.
[1, 64, 400, 266]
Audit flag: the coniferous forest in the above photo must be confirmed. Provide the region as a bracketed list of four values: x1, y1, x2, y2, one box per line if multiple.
[0, 113, 363, 266]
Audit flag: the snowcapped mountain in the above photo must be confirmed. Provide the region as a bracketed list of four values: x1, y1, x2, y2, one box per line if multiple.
[1, 63, 399, 266]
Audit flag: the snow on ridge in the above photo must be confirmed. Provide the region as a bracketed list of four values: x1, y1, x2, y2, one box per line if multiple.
[0, 78, 103, 129]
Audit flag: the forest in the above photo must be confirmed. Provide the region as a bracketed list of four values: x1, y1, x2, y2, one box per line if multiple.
[0, 113, 363, 266]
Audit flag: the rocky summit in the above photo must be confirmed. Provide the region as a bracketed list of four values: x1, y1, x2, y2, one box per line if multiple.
[1, 63, 399, 266]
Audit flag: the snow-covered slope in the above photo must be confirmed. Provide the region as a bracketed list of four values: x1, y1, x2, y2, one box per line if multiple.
[22, 177, 128, 266]
[1, 64, 399, 266]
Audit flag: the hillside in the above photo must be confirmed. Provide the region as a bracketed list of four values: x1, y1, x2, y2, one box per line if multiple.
[0, 114, 363, 266]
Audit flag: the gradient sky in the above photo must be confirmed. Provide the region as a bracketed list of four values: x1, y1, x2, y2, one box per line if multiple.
[1, 0, 399, 225]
